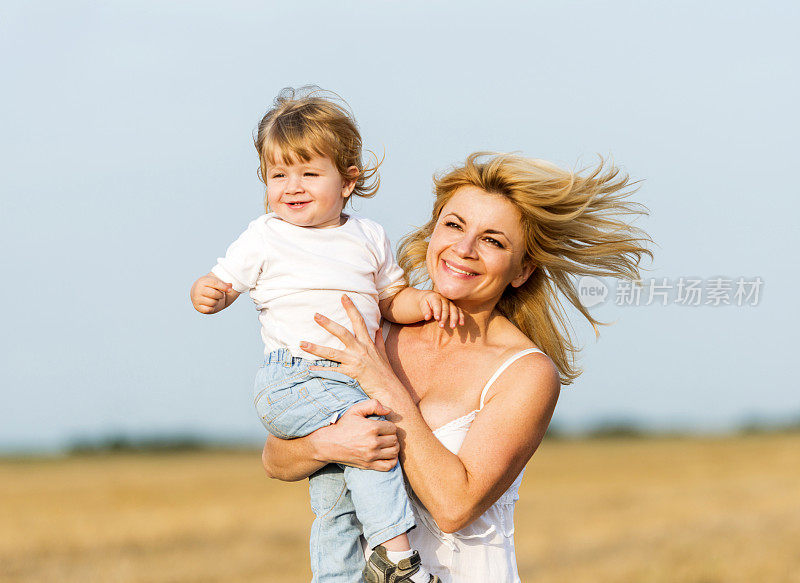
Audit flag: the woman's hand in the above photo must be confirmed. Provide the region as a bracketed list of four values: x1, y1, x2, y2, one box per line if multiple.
[301, 295, 405, 404]
[261, 399, 398, 481]
[313, 399, 400, 471]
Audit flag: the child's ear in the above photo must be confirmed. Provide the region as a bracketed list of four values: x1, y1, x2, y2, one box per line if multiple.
[342, 166, 359, 198]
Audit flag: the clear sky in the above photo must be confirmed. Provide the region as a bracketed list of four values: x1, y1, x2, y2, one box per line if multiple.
[2, 1, 798, 452]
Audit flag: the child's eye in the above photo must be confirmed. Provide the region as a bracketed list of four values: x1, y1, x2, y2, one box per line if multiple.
[271, 173, 285, 179]
[304, 172, 318, 177]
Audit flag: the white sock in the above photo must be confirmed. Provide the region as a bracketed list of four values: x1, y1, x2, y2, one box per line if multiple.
[384, 548, 431, 583]
[384, 549, 414, 563]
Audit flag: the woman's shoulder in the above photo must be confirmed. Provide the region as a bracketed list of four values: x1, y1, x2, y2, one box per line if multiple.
[484, 317, 560, 404]
[488, 312, 541, 354]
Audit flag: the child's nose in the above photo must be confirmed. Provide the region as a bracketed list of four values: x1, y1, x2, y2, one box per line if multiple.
[286, 175, 303, 192]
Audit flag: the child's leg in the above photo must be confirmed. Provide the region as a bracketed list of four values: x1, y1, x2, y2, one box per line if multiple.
[254, 352, 428, 581]
[254, 352, 374, 582]
[341, 461, 416, 551]
[345, 461, 437, 583]
[308, 464, 365, 583]
[381, 533, 411, 551]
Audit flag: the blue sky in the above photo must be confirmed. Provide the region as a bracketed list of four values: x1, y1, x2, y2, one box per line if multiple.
[2, 1, 798, 452]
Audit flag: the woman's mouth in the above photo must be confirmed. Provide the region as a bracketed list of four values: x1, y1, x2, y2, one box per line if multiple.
[441, 259, 478, 278]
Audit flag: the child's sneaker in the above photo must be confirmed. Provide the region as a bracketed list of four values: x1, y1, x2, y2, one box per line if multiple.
[363, 545, 441, 583]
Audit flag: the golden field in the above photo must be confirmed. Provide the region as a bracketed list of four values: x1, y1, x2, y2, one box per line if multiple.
[1, 433, 798, 583]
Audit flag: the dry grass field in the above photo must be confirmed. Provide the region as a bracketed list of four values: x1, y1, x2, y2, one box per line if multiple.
[1, 433, 798, 583]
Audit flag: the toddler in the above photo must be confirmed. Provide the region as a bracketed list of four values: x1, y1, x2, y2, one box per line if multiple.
[190, 87, 456, 583]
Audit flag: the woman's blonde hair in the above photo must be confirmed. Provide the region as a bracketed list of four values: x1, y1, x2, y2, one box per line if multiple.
[398, 152, 653, 385]
[254, 86, 380, 210]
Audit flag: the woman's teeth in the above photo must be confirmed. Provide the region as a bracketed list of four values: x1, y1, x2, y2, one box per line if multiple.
[445, 261, 476, 275]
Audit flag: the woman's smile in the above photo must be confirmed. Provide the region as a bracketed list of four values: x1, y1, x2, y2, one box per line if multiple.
[440, 259, 479, 278]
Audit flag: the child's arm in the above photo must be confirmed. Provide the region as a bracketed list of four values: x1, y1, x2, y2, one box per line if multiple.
[190, 272, 240, 314]
[379, 287, 464, 329]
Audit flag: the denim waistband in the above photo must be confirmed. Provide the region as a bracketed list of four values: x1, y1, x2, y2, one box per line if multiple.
[264, 348, 339, 368]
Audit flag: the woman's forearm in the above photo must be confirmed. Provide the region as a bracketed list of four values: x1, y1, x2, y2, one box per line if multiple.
[262, 432, 327, 481]
[262, 399, 402, 481]
[377, 383, 480, 533]
[385, 363, 558, 534]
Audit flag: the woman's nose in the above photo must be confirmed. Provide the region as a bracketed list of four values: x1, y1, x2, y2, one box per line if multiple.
[452, 235, 478, 258]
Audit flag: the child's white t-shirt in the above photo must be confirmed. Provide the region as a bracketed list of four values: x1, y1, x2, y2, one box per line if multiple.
[212, 213, 406, 359]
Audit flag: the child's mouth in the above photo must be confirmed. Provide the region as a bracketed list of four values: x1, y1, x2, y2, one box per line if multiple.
[286, 201, 311, 209]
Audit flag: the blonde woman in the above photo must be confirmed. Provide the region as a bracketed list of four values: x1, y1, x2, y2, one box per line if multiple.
[263, 152, 652, 582]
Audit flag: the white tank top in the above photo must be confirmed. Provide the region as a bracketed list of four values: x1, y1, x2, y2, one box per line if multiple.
[385, 323, 544, 583]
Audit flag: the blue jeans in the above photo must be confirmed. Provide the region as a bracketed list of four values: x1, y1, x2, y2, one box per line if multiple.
[255, 349, 416, 582]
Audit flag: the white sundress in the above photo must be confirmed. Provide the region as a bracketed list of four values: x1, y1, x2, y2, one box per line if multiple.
[406, 344, 545, 583]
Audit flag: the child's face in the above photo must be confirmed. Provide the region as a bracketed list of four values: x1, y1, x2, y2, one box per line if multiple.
[266, 153, 355, 228]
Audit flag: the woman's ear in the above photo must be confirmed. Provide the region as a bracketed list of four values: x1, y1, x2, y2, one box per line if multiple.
[510, 261, 535, 288]
[342, 166, 359, 199]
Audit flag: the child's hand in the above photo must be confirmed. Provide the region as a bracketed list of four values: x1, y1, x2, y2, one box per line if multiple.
[420, 291, 465, 329]
[190, 273, 236, 314]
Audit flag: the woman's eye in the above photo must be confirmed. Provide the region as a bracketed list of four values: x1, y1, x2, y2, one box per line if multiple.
[444, 221, 461, 229]
[484, 237, 503, 248]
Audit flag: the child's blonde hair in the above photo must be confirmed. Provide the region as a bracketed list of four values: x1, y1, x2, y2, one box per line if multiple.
[254, 86, 380, 210]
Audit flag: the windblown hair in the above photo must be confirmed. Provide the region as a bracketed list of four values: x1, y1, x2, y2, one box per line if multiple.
[398, 152, 653, 385]
[254, 86, 380, 210]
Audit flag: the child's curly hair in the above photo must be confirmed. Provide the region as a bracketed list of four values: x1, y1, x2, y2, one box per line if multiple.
[254, 86, 380, 210]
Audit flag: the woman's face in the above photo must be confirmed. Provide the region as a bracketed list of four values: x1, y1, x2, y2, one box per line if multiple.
[426, 186, 534, 307]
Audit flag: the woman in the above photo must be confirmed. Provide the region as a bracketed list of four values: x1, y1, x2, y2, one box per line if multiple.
[263, 152, 652, 582]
